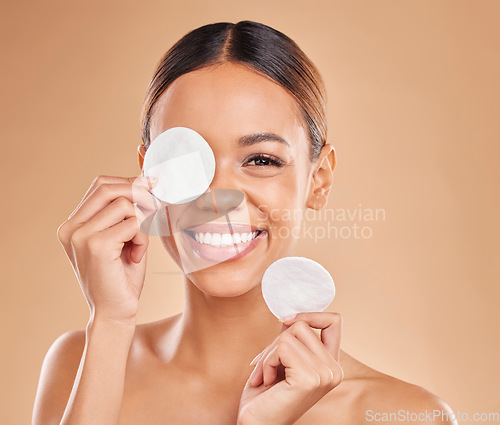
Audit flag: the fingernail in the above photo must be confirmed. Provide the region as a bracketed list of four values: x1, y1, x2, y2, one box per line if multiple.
[247, 366, 257, 386]
[281, 314, 297, 323]
[250, 351, 264, 366]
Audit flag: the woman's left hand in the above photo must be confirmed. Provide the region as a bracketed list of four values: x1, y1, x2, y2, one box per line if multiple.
[237, 312, 344, 425]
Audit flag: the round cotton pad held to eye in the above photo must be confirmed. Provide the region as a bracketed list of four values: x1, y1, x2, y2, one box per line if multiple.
[142, 127, 216, 204]
[261, 257, 335, 320]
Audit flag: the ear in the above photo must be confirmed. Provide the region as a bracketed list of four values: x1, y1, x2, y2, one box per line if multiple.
[137, 144, 146, 175]
[306, 144, 336, 211]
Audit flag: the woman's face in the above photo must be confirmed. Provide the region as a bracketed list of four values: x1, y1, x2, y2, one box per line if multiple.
[143, 62, 332, 297]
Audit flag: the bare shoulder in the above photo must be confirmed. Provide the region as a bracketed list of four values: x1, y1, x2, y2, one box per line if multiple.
[359, 372, 456, 424]
[309, 350, 456, 425]
[32, 329, 86, 425]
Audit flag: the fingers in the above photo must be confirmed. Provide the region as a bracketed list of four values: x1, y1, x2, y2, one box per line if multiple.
[58, 175, 160, 249]
[68, 180, 160, 225]
[73, 175, 153, 214]
[283, 312, 343, 361]
[105, 216, 149, 263]
[59, 175, 160, 267]
[247, 311, 344, 390]
[280, 320, 336, 367]
[261, 333, 313, 387]
[81, 196, 147, 234]
[249, 331, 341, 392]
[82, 214, 148, 264]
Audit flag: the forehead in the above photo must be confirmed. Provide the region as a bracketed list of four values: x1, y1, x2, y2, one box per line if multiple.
[149, 62, 308, 146]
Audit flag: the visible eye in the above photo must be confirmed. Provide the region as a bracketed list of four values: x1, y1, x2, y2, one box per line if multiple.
[243, 154, 286, 168]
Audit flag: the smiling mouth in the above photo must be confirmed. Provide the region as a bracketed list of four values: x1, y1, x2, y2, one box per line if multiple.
[184, 229, 265, 247]
[180, 223, 267, 263]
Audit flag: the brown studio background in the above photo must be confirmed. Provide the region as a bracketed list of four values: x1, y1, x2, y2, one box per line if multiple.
[1, 0, 499, 423]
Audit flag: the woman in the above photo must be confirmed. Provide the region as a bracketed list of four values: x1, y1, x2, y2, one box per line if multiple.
[32, 21, 455, 425]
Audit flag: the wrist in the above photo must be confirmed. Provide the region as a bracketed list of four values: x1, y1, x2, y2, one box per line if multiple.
[237, 414, 294, 425]
[88, 312, 137, 331]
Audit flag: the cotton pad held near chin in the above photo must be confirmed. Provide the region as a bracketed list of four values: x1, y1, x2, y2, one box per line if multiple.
[262, 257, 335, 321]
[142, 127, 216, 204]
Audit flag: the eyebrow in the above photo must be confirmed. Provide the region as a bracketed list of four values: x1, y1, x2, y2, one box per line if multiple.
[238, 132, 290, 147]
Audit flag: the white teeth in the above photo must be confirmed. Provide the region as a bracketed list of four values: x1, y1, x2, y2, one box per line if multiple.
[211, 233, 221, 247]
[190, 230, 262, 246]
[221, 233, 232, 246]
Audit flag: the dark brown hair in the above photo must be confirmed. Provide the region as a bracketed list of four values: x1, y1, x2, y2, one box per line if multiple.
[140, 20, 327, 161]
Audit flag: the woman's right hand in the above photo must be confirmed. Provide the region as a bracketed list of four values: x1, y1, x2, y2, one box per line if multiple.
[56, 175, 161, 324]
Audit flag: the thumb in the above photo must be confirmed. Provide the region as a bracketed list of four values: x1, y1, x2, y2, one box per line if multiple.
[279, 313, 297, 332]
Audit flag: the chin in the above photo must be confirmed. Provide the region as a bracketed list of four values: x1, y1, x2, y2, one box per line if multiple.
[184, 237, 272, 297]
[186, 267, 262, 298]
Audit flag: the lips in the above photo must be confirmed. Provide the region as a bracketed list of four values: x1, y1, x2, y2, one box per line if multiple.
[181, 222, 267, 263]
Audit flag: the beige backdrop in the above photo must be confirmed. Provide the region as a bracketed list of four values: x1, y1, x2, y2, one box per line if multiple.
[1, 0, 499, 423]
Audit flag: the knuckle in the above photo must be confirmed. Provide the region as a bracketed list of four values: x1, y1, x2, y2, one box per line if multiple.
[292, 320, 309, 332]
[93, 175, 107, 186]
[95, 183, 111, 196]
[115, 196, 132, 209]
[327, 312, 343, 327]
[277, 331, 293, 344]
[69, 228, 83, 247]
[337, 364, 345, 384]
[319, 366, 336, 390]
[276, 338, 293, 354]
[56, 222, 68, 242]
[312, 371, 322, 388]
[303, 371, 321, 390]
[331, 363, 344, 387]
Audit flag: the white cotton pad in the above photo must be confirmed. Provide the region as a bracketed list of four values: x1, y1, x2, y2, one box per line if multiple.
[261, 257, 335, 320]
[142, 127, 216, 204]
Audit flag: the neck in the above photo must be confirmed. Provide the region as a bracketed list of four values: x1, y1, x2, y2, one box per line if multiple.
[171, 276, 282, 382]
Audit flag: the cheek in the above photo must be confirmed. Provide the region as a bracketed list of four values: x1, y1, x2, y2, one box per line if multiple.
[249, 173, 308, 235]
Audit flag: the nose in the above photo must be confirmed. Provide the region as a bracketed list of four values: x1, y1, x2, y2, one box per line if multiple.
[194, 188, 245, 216]
[193, 150, 246, 216]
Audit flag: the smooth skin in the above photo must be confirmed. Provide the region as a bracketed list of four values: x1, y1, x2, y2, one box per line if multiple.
[32, 62, 456, 425]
